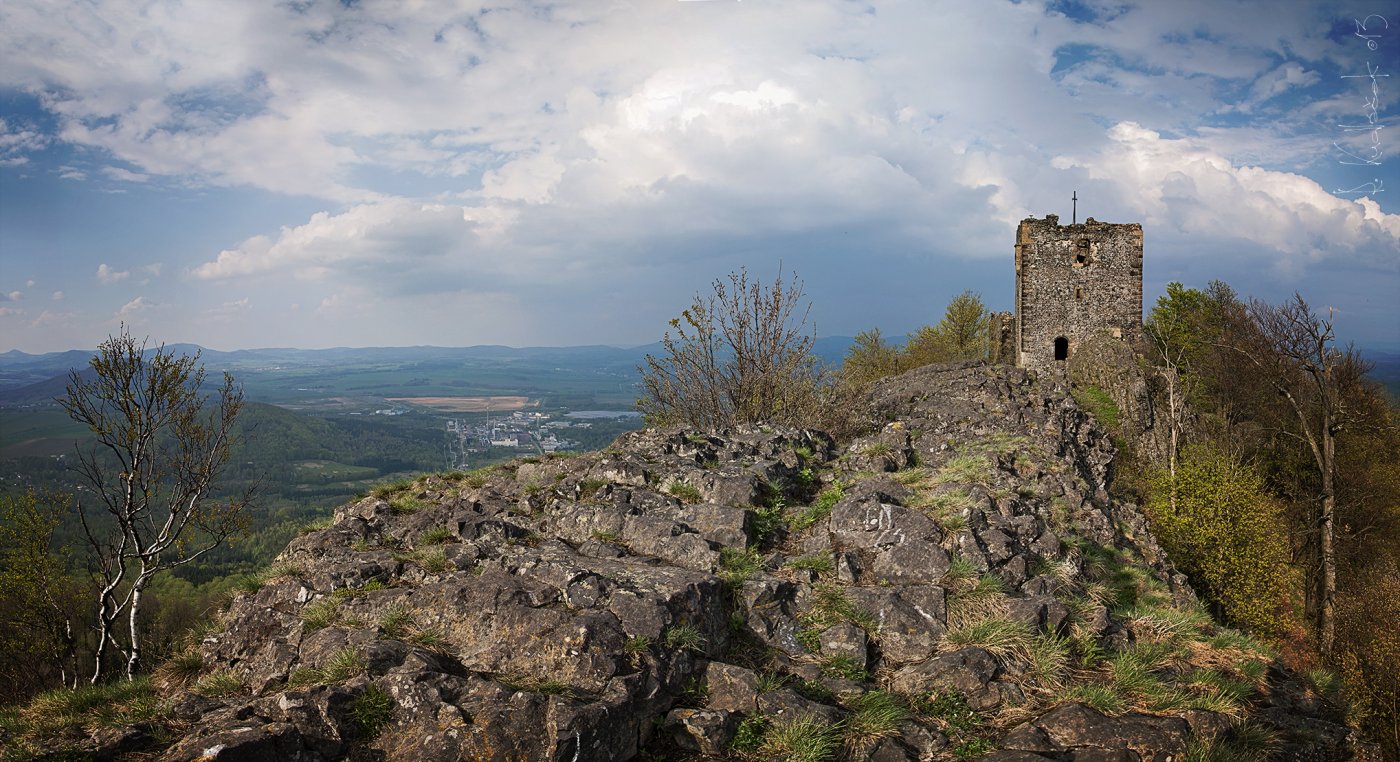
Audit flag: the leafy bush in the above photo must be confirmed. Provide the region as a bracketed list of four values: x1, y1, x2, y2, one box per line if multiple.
[1146, 444, 1291, 637]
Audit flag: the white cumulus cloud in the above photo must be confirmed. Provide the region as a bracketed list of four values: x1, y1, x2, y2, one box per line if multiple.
[1052, 122, 1400, 271]
[117, 296, 153, 317]
[96, 263, 129, 283]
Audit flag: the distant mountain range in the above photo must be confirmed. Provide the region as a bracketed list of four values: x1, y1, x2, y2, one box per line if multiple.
[0, 337, 862, 405]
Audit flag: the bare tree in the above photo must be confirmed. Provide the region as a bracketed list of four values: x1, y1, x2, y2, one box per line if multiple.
[639, 268, 820, 430]
[1233, 295, 1365, 657]
[59, 328, 251, 681]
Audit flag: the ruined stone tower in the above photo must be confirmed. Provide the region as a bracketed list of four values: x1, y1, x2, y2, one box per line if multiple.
[1014, 214, 1143, 371]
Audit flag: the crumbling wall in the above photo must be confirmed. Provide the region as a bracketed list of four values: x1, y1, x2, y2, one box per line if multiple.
[1015, 214, 1143, 372]
[988, 311, 1016, 365]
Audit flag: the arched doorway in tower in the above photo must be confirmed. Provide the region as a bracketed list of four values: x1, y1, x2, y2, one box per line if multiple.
[1054, 336, 1069, 361]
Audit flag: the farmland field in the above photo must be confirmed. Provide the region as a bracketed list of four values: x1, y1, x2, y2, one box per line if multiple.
[385, 395, 534, 412]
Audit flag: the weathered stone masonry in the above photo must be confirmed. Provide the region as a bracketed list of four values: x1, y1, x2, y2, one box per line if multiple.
[1014, 214, 1143, 372]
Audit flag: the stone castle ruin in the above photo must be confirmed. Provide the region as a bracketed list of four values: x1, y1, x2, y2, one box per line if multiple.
[1011, 214, 1143, 371]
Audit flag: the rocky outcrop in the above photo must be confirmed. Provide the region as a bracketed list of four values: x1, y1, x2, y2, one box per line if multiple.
[97, 362, 1369, 761]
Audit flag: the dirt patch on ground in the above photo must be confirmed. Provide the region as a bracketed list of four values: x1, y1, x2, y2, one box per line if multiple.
[385, 395, 534, 412]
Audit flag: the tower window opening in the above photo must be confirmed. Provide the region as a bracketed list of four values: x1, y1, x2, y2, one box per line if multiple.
[1075, 286, 1083, 301]
[1054, 336, 1069, 361]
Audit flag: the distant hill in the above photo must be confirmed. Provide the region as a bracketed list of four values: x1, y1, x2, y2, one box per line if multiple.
[0, 339, 866, 408]
[1365, 350, 1400, 401]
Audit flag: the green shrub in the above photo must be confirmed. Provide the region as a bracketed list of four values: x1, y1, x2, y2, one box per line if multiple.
[1145, 445, 1291, 637]
[750, 503, 786, 547]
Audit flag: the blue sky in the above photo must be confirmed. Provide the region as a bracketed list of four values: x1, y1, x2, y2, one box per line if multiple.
[1, 0, 1396, 353]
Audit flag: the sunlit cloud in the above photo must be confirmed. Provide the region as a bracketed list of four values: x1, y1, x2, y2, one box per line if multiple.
[96, 264, 130, 284]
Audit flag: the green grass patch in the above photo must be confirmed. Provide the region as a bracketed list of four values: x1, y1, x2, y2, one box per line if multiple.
[719, 546, 764, 586]
[786, 553, 834, 575]
[194, 670, 244, 698]
[372, 478, 416, 498]
[819, 654, 868, 682]
[791, 481, 845, 532]
[410, 546, 452, 573]
[934, 454, 991, 486]
[388, 494, 427, 514]
[844, 691, 907, 755]
[418, 527, 454, 545]
[945, 574, 1008, 629]
[350, 685, 393, 739]
[761, 713, 842, 761]
[1071, 384, 1120, 428]
[378, 604, 414, 639]
[942, 617, 1034, 669]
[11, 678, 163, 746]
[665, 480, 704, 504]
[663, 624, 706, 652]
[805, 583, 879, 634]
[301, 598, 343, 631]
[500, 675, 579, 698]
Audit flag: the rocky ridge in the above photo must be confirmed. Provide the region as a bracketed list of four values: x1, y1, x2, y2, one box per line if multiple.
[88, 362, 1372, 760]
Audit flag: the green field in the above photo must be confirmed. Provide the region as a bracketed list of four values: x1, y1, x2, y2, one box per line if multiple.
[0, 409, 91, 458]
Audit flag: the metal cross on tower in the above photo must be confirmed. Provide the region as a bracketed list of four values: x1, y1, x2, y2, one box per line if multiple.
[1072, 191, 1078, 225]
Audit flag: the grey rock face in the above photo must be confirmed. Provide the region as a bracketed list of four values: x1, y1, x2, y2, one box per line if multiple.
[105, 363, 1361, 761]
